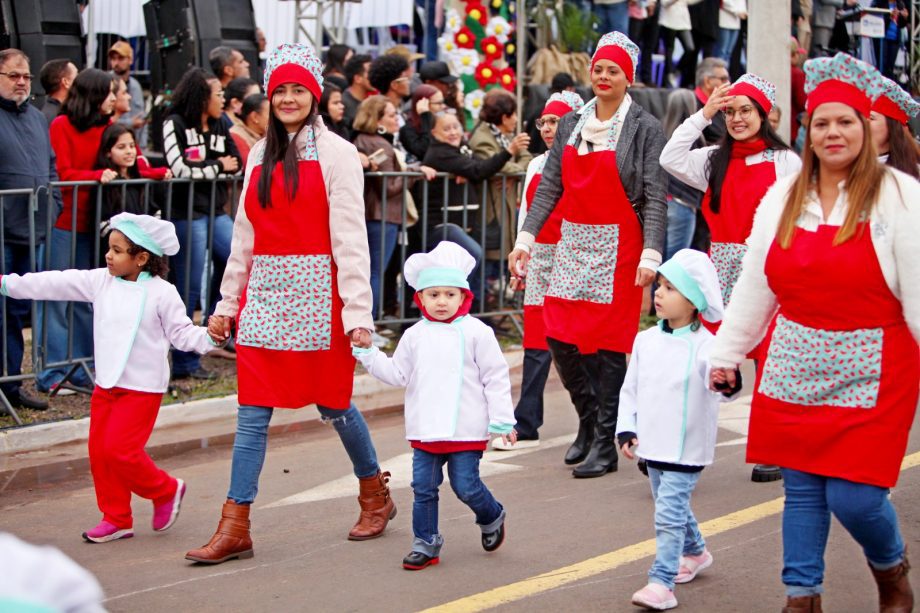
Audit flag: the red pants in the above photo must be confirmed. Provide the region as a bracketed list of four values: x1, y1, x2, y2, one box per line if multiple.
[88, 387, 177, 528]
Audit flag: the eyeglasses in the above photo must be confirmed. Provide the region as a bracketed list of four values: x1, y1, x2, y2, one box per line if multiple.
[0, 72, 33, 83]
[393, 77, 410, 84]
[710, 74, 731, 83]
[536, 117, 559, 129]
[722, 106, 755, 121]
[430, 99, 446, 107]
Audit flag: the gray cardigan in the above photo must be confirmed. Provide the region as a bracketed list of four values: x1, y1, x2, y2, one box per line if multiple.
[521, 101, 667, 256]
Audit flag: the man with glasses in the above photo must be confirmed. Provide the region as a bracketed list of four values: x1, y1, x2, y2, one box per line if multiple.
[0, 49, 63, 411]
[693, 57, 730, 145]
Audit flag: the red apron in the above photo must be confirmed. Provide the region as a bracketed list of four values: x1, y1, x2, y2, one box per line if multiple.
[542, 144, 643, 354]
[234, 159, 355, 409]
[522, 170, 565, 351]
[749, 224, 919, 488]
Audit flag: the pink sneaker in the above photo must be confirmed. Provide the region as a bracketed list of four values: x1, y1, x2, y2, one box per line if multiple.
[675, 549, 713, 584]
[631, 583, 678, 610]
[82, 521, 134, 543]
[153, 478, 187, 532]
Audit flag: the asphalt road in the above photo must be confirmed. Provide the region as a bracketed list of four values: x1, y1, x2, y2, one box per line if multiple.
[2, 373, 918, 613]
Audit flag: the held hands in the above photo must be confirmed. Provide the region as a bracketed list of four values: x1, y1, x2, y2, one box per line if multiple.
[350, 328, 372, 349]
[635, 267, 655, 287]
[621, 438, 638, 460]
[702, 83, 735, 121]
[710, 367, 738, 392]
[99, 169, 118, 184]
[506, 133, 531, 156]
[207, 315, 233, 344]
[508, 248, 530, 285]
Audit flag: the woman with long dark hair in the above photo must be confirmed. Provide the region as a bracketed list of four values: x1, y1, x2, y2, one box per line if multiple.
[869, 76, 920, 179]
[42, 68, 119, 392]
[161, 67, 241, 381]
[185, 44, 395, 565]
[710, 52, 919, 613]
[319, 83, 349, 140]
[322, 43, 353, 90]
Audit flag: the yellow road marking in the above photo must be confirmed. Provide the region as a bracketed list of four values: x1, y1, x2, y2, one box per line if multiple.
[423, 450, 920, 613]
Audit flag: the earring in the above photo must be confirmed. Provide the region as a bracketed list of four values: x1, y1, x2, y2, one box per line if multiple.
[377, 125, 387, 135]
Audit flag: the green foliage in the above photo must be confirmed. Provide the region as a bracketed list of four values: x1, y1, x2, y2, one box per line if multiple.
[556, 4, 599, 54]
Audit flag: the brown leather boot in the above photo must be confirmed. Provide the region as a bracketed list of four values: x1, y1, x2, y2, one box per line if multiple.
[347, 471, 396, 541]
[185, 499, 254, 564]
[782, 595, 823, 613]
[870, 553, 913, 613]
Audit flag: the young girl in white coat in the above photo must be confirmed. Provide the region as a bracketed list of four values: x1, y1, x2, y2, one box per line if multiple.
[353, 241, 516, 571]
[616, 249, 740, 611]
[0, 213, 220, 543]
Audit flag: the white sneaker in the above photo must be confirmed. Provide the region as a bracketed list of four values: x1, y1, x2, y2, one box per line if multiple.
[490, 438, 539, 451]
[631, 583, 678, 610]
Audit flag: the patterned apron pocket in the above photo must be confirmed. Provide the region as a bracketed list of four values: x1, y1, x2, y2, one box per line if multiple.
[710, 242, 748, 306]
[237, 255, 333, 351]
[759, 314, 883, 408]
[546, 221, 618, 304]
[523, 243, 557, 306]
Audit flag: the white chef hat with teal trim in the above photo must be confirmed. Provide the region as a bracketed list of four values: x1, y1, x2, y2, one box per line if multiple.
[404, 241, 476, 292]
[109, 213, 179, 257]
[657, 249, 724, 323]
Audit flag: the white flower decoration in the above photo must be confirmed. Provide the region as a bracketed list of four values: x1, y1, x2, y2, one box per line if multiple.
[486, 16, 512, 44]
[448, 48, 479, 76]
[438, 35, 458, 59]
[465, 89, 486, 115]
[444, 8, 462, 34]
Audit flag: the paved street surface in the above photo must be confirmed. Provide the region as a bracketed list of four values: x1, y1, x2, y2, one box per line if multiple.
[2, 371, 919, 612]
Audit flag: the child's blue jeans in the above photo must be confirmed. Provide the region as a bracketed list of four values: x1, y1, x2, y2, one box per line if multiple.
[227, 404, 380, 504]
[647, 467, 706, 590]
[781, 468, 905, 597]
[410, 448, 504, 557]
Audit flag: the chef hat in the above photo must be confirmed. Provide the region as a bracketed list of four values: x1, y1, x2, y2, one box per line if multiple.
[728, 73, 776, 114]
[404, 241, 476, 292]
[804, 53, 884, 118]
[109, 213, 180, 257]
[264, 43, 324, 100]
[542, 91, 585, 118]
[656, 249, 724, 324]
[592, 32, 640, 84]
[872, 76, 920, 125]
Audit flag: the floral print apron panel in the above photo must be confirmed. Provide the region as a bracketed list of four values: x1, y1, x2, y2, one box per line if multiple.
[546, 220, 618, 304]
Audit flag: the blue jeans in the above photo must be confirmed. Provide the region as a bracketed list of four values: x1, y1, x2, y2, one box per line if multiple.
[716, 28, 741, 62]
[665, 200, 697, 262]
[594, 2, 630, 37]
[36, 228, 94, 391]
[366, 220, 399, 316]
[171, 216, 208, 376]
[1, 243, 41, 396]
[227, 404, 380, 504]
[781, 468, 905, 597]
[647, 467, 706, 590]
[426, 223, 484, 300]
[513, 348, 553, 440]
[410, 448, 504, 556]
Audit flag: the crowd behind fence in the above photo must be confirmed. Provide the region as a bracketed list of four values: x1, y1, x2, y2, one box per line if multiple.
[0, 170, 526, 425]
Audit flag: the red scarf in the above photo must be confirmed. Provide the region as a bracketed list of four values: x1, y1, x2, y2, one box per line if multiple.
[730, 137, 768, 159]
[413, 289, 474, 323]
[694, 86, 709, 105]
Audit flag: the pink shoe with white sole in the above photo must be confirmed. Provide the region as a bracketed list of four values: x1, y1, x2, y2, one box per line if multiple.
[631, 583, 678, 611]
[82, 521, 134, 543]
[153, 478, 186, 532]
[675, 549, 713, 584]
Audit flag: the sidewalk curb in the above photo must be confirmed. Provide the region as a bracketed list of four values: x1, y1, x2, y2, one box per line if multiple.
[0, 350, 525, 456]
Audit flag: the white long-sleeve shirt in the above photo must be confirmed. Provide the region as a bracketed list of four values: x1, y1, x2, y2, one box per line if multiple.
[354, 316, 515, 442]
[710, 169, 920, 369]
[1, 269, 216, 392]
[719, 0, 747, 29]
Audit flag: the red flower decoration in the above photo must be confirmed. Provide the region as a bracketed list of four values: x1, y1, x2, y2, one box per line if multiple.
[465, 2, 489, 26]
[475, 62, 499, 88]
[454, 26, 475, 49]
[499, 67, 517, 91]
[481, 35, 503, 62]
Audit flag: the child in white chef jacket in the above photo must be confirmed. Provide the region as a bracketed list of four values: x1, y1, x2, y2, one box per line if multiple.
[353, 241, 517, 571]
[616, 249, 741, 611]
[0, 213, 220, 544]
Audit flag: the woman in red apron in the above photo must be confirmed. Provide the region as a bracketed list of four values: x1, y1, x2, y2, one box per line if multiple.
[493, 91, 592, 455]
[661, 73, 801, 484]
[711, 53, 920, 612]
[508, 32, 668, 478]
[186, 44, 395, 565]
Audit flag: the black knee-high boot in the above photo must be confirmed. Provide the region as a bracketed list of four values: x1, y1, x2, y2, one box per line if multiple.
[547, 337, 599, 465]
[573, 350, 626, 478]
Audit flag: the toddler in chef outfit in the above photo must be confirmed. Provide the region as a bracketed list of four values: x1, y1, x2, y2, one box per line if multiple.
[0, 213, 221, 543]
[353, 241, 517, 571]
[616, 249, 741, 611]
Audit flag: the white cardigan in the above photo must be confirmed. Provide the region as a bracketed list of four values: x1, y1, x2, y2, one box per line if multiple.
[516, 153, 546, 236]
[660, 110, 802, 193]
[616, 323, 736, 466]
[1, 269, 216, 392]
[710, 169, 920, 369]
[354, 316, 516, 441]
[660, 0, 691, 31]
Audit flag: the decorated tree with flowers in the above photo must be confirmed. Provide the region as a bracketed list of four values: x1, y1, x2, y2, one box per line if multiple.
[438, 0, 518, 128]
